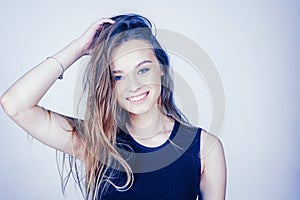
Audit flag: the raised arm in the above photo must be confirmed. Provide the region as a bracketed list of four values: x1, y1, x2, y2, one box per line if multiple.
[0, 18, 115, 160]
[200, 130, 227, 200]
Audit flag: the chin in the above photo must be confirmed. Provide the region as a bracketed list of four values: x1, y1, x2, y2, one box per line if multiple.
[120, 100, 160, 117]
[124, 104, 152, 116]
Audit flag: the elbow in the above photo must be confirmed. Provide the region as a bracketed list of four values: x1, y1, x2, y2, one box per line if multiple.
[0, 92, 19, 117]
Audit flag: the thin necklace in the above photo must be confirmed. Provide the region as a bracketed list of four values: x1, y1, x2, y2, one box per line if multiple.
[126, 120, 171, 140]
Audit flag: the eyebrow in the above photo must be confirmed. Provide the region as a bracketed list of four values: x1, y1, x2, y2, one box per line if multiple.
[112, 60, 153, 74]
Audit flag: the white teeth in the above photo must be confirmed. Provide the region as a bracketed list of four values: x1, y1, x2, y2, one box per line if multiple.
[128, 92, 148, 102]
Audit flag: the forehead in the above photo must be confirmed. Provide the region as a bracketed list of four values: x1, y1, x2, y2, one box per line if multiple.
[111, 40, 156, 69]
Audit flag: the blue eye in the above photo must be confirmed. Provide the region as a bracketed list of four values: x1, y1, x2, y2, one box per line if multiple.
[138, 68, 150, 74]
[114, 76, 123, 81]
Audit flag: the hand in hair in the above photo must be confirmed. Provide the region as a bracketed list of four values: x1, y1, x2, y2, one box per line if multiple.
[76, 18, 115, 56]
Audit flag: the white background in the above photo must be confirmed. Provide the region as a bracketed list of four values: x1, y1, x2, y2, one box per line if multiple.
[0, 1, 299, 199]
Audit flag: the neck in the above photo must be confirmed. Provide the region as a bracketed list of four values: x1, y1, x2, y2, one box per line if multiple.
[126, 105, 169, 138]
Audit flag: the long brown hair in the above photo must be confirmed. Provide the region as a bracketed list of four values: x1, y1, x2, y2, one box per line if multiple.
[60, 14, 189, 200]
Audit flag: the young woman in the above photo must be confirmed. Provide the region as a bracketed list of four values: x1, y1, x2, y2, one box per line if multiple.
[0, 14, 226, 200]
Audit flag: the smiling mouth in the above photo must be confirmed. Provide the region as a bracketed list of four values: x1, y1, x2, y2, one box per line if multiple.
[127, 91, 149, 103]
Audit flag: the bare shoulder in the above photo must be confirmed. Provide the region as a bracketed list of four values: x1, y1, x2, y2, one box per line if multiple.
[199, 129, 227, 199]
[200, 129, 225, 161]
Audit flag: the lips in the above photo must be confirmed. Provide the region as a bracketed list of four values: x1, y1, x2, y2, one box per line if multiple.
[126, 91, 149, 103]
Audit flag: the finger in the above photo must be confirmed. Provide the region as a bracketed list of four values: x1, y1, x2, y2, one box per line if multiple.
[95, 18, 115, 25]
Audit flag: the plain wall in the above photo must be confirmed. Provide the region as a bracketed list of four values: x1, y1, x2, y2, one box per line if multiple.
[0, 0, 299, 199]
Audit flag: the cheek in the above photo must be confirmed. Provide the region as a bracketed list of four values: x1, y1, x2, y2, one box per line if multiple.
[114, 85, 123, 102]
[144, 69, 162, 85]
[114, 85, 129, 111]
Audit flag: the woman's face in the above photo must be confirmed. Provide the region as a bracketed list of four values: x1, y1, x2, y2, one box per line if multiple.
[111, 39, 163, 116]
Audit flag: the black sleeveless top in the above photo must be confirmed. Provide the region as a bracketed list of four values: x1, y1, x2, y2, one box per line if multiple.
[102, 120, 202, 200]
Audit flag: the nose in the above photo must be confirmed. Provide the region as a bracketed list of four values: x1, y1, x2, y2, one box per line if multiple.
[127, 72, 141, 93]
